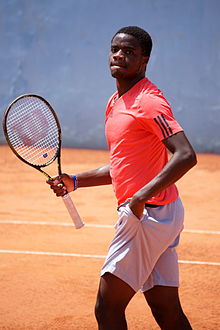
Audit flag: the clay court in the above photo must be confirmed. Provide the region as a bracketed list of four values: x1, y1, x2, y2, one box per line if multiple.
[0, 145, 219, 329]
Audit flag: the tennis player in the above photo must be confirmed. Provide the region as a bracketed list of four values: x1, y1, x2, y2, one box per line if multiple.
[48, 26, 196, 329]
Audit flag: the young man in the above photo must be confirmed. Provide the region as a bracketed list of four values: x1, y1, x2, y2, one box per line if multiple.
[48, 26, 196, 329]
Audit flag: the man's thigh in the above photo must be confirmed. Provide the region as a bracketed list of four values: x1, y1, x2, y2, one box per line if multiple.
[96, 272, 135, 310]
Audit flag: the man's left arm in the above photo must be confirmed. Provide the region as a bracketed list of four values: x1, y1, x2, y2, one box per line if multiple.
[129, 131, 197, 219]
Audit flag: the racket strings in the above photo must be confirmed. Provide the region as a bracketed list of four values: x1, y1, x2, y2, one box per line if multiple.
[6, 97, 60, 166]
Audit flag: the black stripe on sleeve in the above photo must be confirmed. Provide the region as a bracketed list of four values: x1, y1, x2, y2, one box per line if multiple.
[153, 117, 167, 138]
[161, 114, 173, 134]
[157, 115, 170, 137]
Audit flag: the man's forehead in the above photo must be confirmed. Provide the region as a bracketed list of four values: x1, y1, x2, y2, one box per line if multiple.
[111, 33, 140, 48]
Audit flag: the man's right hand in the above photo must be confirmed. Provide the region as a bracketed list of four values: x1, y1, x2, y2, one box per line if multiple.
[46, 174, 74, 197]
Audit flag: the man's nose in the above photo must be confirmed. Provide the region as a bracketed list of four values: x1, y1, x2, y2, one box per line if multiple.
[113, 50, 124, 60]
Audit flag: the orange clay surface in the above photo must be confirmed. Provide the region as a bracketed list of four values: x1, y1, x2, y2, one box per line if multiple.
[0, 145, 219, 329]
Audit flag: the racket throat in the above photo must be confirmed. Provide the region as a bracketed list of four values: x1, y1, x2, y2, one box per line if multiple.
[38, 168, 52, 180]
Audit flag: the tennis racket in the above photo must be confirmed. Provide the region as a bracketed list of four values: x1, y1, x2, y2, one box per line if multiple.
[2, 94, 84, 229]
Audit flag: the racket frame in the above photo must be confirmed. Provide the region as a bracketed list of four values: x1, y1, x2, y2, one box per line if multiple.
[3, 94, 84, 229]
[3, 94, 62, 179]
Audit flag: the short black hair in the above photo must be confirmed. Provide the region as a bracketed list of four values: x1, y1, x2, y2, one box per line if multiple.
[112, 26, 152, 57]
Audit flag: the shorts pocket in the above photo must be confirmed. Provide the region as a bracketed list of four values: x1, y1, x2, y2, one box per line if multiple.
[115, 205, 140, 233]
[125, 204, 144, 222]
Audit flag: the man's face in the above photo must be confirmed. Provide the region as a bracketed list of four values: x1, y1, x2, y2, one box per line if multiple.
[109, 33, 148, 80]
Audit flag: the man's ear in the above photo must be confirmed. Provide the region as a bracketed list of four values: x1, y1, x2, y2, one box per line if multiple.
[143, 56, 149, 64]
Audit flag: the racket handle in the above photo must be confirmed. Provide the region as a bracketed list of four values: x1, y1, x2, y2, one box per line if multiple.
[62, 193, 85, 229]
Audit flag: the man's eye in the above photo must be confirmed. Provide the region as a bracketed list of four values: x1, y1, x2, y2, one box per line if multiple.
[125, 50, 133, 55]
[111, 47, 118, 53]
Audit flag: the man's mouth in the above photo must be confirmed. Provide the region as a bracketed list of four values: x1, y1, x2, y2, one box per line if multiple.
[111, 63, 127, 69]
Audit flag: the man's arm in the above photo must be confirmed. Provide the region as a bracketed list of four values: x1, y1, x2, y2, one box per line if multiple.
[77, 164, 112, 187]
[129, 131, 197, 219]
[47, 164, 111, 196]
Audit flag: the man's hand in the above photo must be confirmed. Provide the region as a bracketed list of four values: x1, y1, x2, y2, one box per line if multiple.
[129, 197, 145, 220]
[46, 174, 74, 197]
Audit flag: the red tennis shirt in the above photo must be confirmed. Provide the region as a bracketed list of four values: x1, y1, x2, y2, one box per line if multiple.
[105, 77, 183, 206]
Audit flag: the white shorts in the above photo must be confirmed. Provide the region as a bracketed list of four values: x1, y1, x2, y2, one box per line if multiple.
[100, 197, 184, 292]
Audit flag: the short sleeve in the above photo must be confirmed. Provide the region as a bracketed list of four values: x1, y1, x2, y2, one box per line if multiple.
[137, 93, 183, 140]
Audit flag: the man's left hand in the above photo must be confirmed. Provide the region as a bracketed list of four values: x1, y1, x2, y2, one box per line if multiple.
[129, 198, 145, 220]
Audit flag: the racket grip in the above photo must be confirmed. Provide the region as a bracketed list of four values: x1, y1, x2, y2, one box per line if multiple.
[62, 193, 85, 229]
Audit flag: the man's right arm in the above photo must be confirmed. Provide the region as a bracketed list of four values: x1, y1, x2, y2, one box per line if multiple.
[77, 164, 112, 187]
[47, 164, 111, 197]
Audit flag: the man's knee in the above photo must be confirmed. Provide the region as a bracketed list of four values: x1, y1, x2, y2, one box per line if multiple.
[95, 292, 116, 324]
[149, 299, 180, 325]
[144, 286, 182, 325]
[95, 293, 124, 320]
[95, 293, 128, 330]
[95, 296, 108, 323]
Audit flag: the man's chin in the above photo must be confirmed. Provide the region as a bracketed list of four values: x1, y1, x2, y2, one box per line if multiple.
[110, 70, 126, 79]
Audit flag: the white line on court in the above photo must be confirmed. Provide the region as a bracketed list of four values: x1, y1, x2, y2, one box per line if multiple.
[0, 220, 112, 228]
[0, 250, 105, 259]
[0, 249, 219, 266]
[0, 220, 219, 235]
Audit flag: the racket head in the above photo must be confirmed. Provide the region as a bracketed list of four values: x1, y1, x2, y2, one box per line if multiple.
[3, 94, 62, 172]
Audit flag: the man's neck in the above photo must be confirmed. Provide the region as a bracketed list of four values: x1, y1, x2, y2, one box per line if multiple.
[116, 75, 145, 97]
